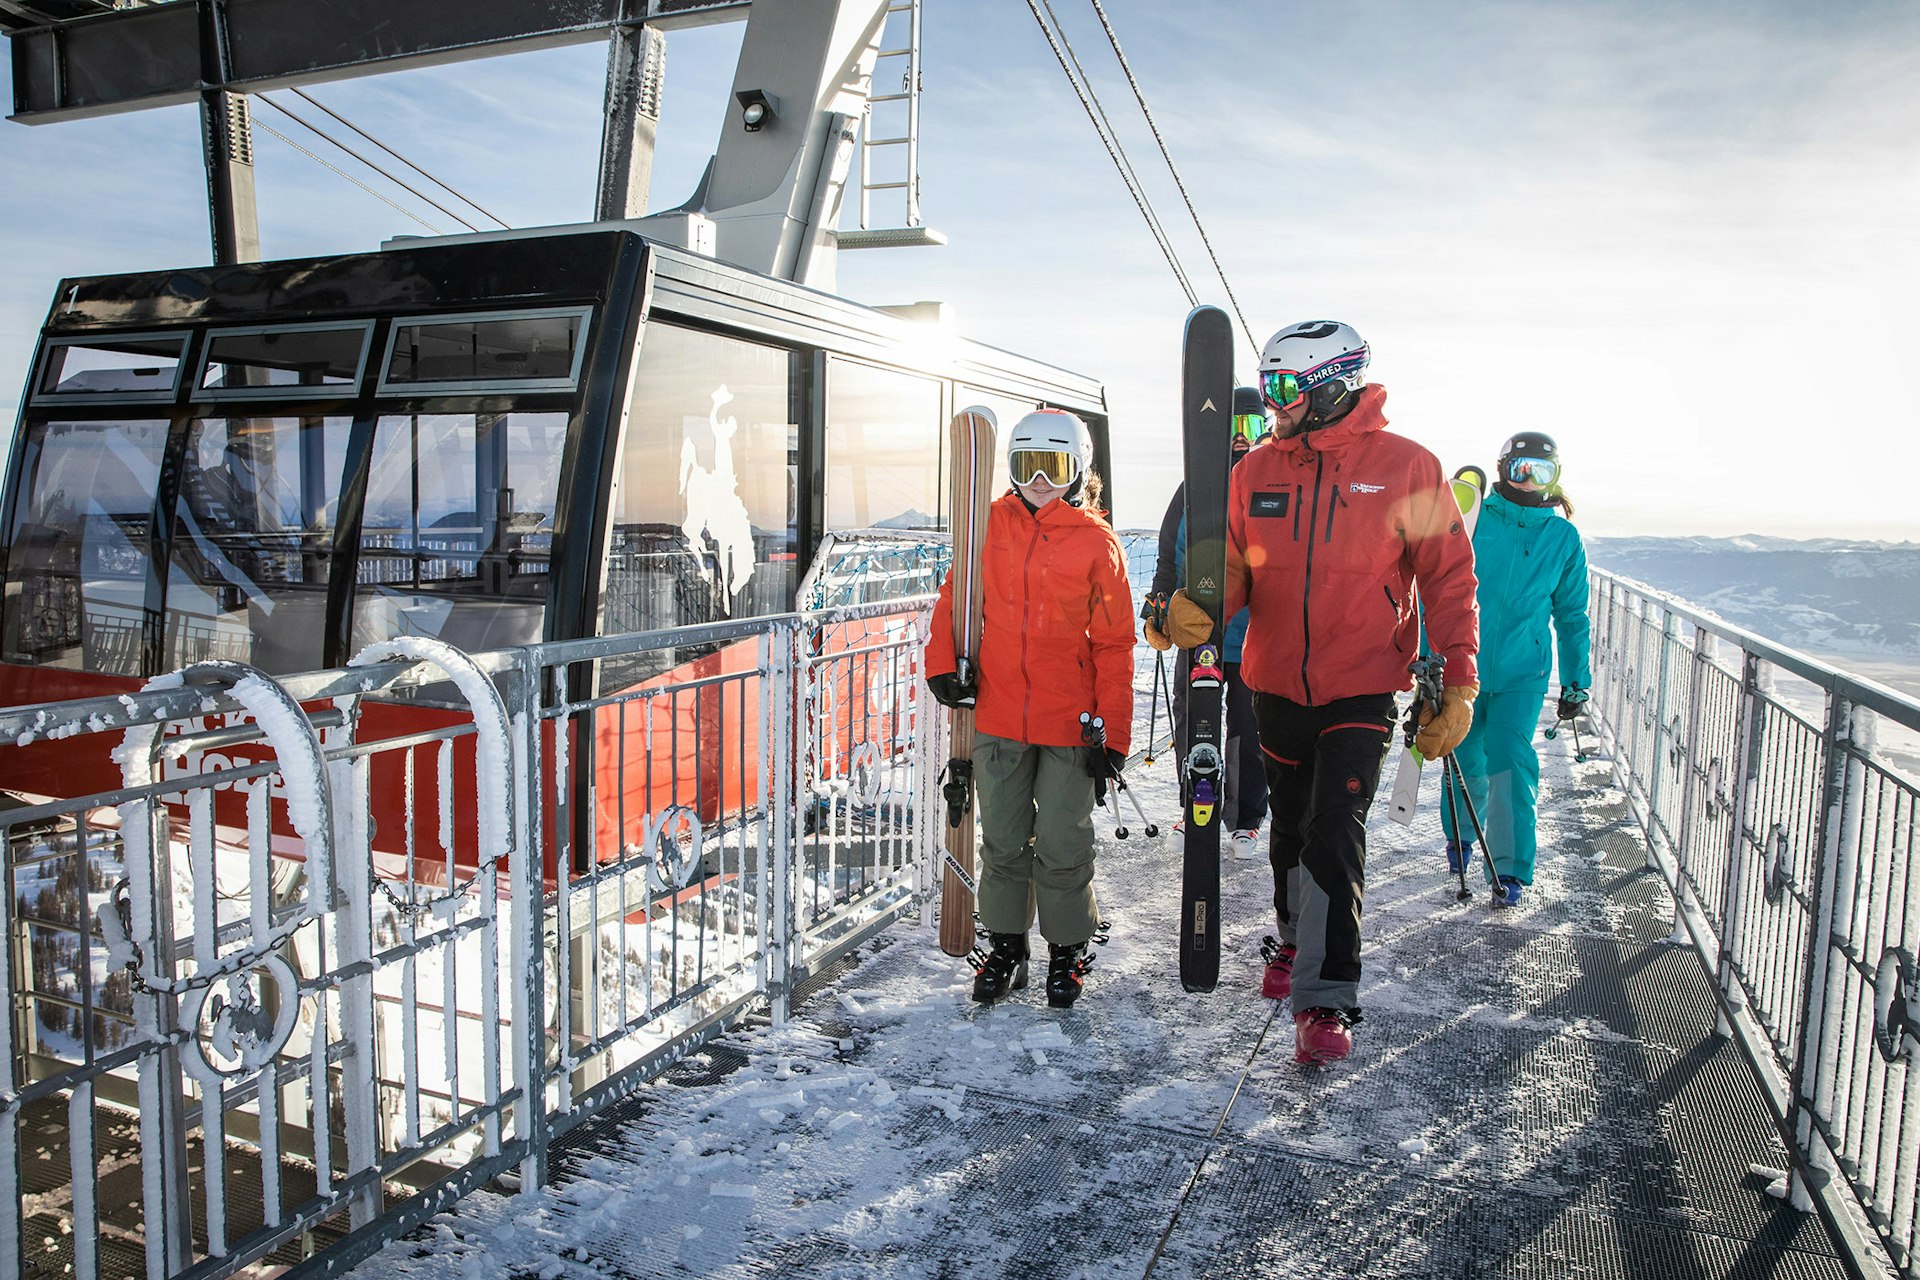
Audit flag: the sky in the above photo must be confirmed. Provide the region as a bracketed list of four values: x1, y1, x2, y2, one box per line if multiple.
[2, 0, 1917, 539]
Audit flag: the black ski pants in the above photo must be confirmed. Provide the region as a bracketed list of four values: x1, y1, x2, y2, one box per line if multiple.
[1253, 690, 1396, 1013]
[1171, 655, 1269, 831]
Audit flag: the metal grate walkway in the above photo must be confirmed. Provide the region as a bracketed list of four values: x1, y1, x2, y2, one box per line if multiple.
[354, 717, 1861, 1280]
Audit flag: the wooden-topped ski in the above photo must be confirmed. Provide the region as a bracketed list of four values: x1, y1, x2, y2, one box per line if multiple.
[1179, 305, 1234, 993]
[938, 406, 997, 957]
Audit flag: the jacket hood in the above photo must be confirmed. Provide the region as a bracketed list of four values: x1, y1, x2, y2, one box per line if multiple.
[1263, 383, 1389, 456]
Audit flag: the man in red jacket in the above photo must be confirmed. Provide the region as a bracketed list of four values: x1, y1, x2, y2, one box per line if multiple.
[1168, 320, 1478, 1063]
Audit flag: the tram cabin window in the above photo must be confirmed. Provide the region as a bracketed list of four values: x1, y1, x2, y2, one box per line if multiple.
[382, 309, 589, 392]
[352, 411, 567, 654]
[35, 335, 186, 401]
[164, 415, 353, 673]
[2, 419, 170, 675]
[200, 325, 370, 394]
[605, 324, 798, 641]
[825, 361, 942, 532]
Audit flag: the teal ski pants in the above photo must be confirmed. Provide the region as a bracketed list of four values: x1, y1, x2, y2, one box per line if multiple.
[1440, 687, 1546, 885]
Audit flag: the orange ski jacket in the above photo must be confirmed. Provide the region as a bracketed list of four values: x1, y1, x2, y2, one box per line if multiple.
[1224, 384, 1479, 705]
[927, 491, 1137, 754]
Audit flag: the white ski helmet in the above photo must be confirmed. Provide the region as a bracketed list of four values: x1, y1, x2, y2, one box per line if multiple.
[1258, 320, 1369, 427]
[1007, 409, 1094, 498]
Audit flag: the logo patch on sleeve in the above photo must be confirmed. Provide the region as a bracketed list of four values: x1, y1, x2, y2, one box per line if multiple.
[1250, 491, 1290, 518]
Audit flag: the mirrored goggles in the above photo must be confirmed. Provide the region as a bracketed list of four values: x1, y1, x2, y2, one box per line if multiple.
[1232, 412, 1267, 446]
[1010, 448, 1080, 486]
[1505, 456, 1560, 487]
[1260, 369, 1306, 410]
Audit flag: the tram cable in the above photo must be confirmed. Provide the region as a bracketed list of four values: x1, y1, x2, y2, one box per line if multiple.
[287, 87, 512, 230]
[1024, 0, 1199, 308]
[255, 93, 485, 233]
[250, 117, 449, 235]
[1085, 0, 1258, 359]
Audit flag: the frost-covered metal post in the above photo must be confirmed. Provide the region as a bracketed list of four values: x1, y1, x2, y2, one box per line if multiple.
[767, 621, 798, 1024]
[513, 647, 549, 1194]
[1718, 649, 1768, 1039]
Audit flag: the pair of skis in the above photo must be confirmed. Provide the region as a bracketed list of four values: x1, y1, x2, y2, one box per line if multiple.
[938, 407, 997, 957]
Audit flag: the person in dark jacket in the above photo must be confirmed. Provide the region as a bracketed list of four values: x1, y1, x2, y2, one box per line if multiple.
[1440, 433, 1591, 908]
[1165, 320, 1479, 1065]
[1142, 387, 1269, 854]
[925, 409, 1135, 1009]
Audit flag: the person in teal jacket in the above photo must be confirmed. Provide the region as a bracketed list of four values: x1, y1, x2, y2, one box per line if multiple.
[1441, 432, 1591, 907]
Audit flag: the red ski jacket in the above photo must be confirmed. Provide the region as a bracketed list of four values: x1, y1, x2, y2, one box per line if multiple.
[1224, 384, 1478, 704]
[927, 491, 1136, 754]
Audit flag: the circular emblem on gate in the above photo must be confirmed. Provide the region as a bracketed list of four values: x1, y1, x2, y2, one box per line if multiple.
[647, 805, 705, 895]
[1873, 948, 1918, 1063]
[182, 954, 302, 1085]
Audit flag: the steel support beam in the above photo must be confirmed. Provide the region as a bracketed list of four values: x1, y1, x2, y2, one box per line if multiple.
[595, 5, 665, 222]
[198, 0, 260, 264]
[7, 0, 750, 123]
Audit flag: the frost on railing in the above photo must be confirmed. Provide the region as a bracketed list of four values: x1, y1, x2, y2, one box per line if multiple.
[1587, 568, 1920, 1278]
[0, 595, 940, 1280]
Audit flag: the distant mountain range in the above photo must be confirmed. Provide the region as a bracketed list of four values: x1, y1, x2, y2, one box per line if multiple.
[1585, 536, 1920, 660]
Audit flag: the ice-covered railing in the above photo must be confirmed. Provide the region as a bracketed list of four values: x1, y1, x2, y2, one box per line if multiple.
[0, 594, 941, 1280]
[1587, 567, 1920, 1279]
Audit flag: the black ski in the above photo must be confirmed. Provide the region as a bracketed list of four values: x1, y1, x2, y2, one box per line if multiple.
[1179, 305, 1233, 993]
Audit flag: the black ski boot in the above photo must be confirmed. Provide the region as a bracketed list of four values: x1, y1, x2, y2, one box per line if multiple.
[1046, 942, 1092, 1008]
[970, 932, 1029, 1004]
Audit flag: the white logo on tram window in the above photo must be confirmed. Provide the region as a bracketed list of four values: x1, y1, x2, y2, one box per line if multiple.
[679, 386, 757, 611]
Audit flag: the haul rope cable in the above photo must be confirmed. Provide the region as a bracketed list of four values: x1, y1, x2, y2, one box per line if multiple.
[288, 86, 512, 230]
[250, 118, 447, 234]
[1024, 0, 1198, 306]
[256, 93, 484, 233]
[1086, 0, 1258, 359]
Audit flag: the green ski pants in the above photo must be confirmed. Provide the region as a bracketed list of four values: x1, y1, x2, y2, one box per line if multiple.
[971, 733, 1100, 945]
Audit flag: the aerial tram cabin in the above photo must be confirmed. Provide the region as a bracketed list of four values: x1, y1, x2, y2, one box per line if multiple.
[0, 228, 1114, 874]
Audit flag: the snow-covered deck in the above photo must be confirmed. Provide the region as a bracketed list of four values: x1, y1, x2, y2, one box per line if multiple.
[350, 717, 1854, 1280]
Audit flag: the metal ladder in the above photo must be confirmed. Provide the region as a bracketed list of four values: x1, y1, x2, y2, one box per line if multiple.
[839, 0, 945, 249]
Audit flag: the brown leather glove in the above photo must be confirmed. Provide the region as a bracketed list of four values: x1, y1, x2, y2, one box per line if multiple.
[1143, 618, 1173, 651]
[1165, 589, 1214, 649]
[1415, 684, 1478, 759]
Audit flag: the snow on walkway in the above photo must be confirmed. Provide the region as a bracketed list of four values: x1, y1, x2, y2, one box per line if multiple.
[349, 712, 1844, 1280]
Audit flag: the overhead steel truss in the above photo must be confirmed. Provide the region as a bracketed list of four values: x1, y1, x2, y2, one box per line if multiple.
[6, 0, 750, 123]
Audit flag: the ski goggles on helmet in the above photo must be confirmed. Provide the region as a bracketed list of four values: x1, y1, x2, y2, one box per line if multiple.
[1504, 456, 1560, 487]
[1260, 369, 1307, 411]
[1009, 448, 1080, 487]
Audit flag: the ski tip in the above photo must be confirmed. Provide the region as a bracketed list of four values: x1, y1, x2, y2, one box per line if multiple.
[1180, 977, 1219, 994]
[955, 404, 998, 429]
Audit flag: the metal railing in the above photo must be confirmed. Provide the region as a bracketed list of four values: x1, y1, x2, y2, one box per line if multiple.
[1588, 568, 1920, 1279]
[0, 596, 940, 1280]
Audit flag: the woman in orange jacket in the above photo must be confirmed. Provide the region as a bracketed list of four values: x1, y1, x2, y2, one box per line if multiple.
[925, 409, 1136, 1008]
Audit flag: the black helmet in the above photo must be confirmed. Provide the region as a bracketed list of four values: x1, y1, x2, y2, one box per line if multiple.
[1230, 386, 1266, 452]
[1496, 432, 1561, 489]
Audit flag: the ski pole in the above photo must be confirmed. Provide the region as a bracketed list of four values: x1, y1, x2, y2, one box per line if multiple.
[1440, 753, 1472, 902]
[1570, 719, 1589, 764]
[1144, 650, 1165, 766]
[1441, 751, 1501, 893]
[1079, 712, 1130, 839]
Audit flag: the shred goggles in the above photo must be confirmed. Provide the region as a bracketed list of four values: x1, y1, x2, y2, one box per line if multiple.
[1260, 369, 1306, 410]
[1504, 456, 1560, 487]
[1010, 448, 1080, 486]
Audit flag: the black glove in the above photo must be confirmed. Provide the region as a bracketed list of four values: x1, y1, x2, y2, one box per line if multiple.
[1085, 745, 1125, 780]
[1140, 591, 1170, 632]
[1557, 687, 1589, 721]
[928, 671, 977, 709]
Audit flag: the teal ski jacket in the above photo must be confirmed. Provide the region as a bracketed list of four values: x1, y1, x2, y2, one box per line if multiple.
[1471, 488, 1592, 695]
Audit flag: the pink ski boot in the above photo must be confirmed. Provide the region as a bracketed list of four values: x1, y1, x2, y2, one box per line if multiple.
[1293, 1007, 1355, 1065]
[1260, 936, 1295, 1000]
